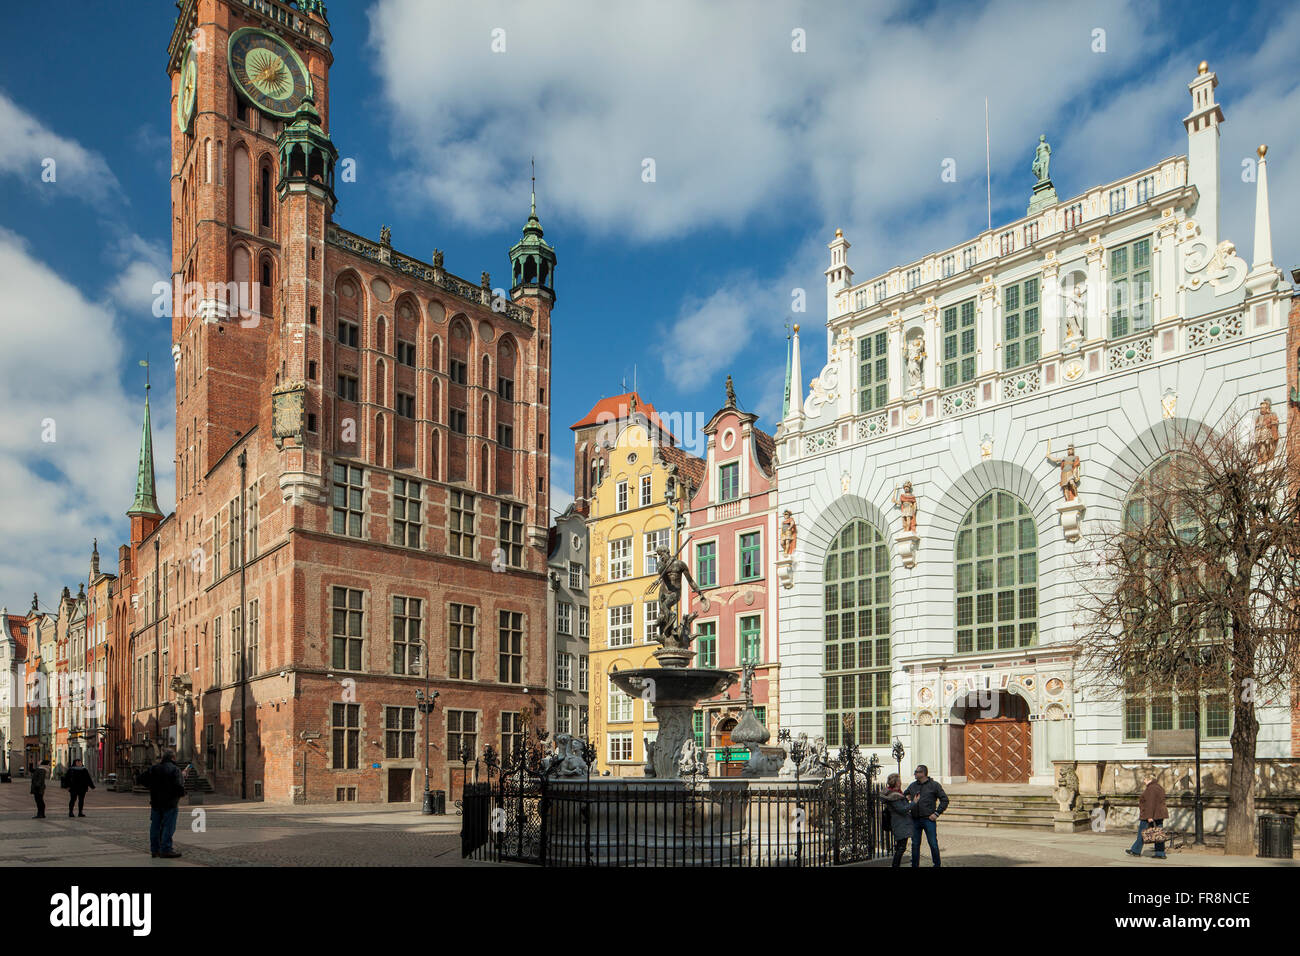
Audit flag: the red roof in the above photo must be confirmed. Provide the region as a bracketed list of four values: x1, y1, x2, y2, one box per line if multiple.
[570, 392, 673, 439]
[5, 614, 28, 659]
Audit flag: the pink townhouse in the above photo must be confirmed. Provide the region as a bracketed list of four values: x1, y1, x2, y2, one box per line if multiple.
[684, 383, 779, 776]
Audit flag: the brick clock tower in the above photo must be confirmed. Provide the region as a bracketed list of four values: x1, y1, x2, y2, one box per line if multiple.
[134, 0, 555, 804]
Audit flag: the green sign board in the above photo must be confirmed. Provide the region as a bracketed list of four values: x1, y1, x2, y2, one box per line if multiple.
[715, 749, 750, 761]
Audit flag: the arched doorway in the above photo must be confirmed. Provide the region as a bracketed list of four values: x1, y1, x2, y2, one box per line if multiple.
[715, 717, 745, 777]
[952, 690, 1031, 783]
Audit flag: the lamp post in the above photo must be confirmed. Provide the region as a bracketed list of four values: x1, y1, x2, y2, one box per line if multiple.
[416, 687, 439, 815]
[892, 738, 905, 780]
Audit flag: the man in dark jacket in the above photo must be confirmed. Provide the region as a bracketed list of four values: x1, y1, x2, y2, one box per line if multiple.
[903, 764, 949, 867]
[65, 758, 95, 817]
[30, 760, 49, 819]
[138, 751, 186, 858]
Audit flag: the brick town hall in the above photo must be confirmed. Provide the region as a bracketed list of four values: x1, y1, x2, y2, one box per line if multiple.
[104, 0, 557, 803]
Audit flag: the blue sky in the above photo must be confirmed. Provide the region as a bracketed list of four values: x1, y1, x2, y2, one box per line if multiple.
[1, 0, 1296, 609]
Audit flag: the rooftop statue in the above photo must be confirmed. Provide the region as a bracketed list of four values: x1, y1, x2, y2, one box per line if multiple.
[1032, 134, 1052, 184]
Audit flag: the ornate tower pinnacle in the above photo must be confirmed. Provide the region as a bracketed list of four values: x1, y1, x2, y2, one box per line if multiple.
[509, 163, 557, 302]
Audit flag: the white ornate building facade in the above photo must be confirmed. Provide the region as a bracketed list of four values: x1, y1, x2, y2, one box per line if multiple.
[775, 64, 1293, 785]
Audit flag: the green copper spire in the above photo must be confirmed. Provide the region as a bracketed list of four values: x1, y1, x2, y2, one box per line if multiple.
[509, 159, 557, 299]
[127, 373, 162, 519]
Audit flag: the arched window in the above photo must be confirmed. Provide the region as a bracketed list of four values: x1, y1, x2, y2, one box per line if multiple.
[955, 491, 1037, 653]
[430, 336, 442, 372]
[824, 520, 891, 748]
[232, 143, 250, 231]
[259, 160, 273, 229]
[430, 379, 440, 423]
[429, 428, 440, 481]
[259, 256, 273, 315]
[375, 360, 386, 406]
[1120, 454, 1230, 742]
[376, 315, 386, 353]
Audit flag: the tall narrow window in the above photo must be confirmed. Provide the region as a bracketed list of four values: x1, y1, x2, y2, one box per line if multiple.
[608, 605, 633, 647]
[695, 622, 717, 667]
[332, 464, 364, 537]
[824, 520, 891, 748]
[1110, 236, 1153, 338]
[739, 615, 762, 664]
[392, 597, 422, 676]
[448, 603, 476, 679]
[331, 703, 360, 769]
[739, 531, 762, 581]
[259, 164, 271, 228]
[498, 502, 525, 567]
[331, 586, 364, 671]
[449, 490, 475, 558]
[696, 541, 717, 587]
[941, 299, 977, 388]
[955, 491, 1037, 654]
[392, 478, 422, 548]
[1003, 277, 1041, 371]
[609, 537, 632, 580]
[858, 330, 889, 412]
[718, 462, 740, 502]
[498, 610, 523, 683]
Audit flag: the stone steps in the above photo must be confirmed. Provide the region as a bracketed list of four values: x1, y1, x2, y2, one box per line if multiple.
[938, 786, 1060, 830]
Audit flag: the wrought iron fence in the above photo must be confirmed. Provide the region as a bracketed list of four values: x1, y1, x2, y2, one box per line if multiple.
[461, 734, 893, 867]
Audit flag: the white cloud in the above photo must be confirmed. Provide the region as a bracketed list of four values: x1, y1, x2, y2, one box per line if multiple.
[106, 232, 171, 317]
[0, 228, 174, 603]
[0, 89, 122, 207]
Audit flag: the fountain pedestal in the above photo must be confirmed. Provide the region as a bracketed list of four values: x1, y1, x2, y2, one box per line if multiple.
[609, 664, 735, 779]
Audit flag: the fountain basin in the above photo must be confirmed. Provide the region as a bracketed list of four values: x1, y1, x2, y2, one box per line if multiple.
[609, 666, 736, 779]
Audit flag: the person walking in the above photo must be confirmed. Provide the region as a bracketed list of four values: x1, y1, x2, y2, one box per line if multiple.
[882, 773, 914, 867]
[65, 758, 95, 817]
[904, 764, 949, 867]
[1126, 775, 1168, 859]
[138, 751, 186, 859]
[30, 759, 49, 819]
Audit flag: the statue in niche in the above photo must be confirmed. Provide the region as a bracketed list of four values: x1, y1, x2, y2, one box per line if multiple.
[780, 509, 798, 556]
[1064, 279, 1087, 344]
[1255, 399, 1280, 464]
[894, 480, 918, 533]
[1045, 441, 1082, 502]
[905, 334, 926, 393]
[1032, 134, 1052, 184]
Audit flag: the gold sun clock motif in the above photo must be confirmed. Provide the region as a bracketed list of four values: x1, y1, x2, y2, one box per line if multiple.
[227, 27, 312, 119]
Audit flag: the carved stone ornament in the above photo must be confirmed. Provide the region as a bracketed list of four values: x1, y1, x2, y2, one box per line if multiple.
[894, 530, 919, 569]
[271, 381, 307, 448]
[1183, 220, 1247, 296]
[1057, 501, 1086, 543]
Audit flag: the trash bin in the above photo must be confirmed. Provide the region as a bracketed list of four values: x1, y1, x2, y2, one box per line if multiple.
[1257, 813, 1294, 858]
[432, 790, 446, 815]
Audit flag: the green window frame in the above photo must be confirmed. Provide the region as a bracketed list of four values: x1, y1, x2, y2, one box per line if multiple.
[1120, 454, 1231, 743]
[739, 531, 761, 581]
[1109, 236, 1152, 338]
[692, 710, 705, 748]
[718, 462, 740, 502]
[824, 520, 891, 749]
[955, 491, 1038, 653]
[739, 615, 761, 664]
[942, 299, 977, 388]
[695, 621, 717, 668]
[858, 331, 889, 412]
[696, 541, 717, 588]
[1002, 277, 1040, 371]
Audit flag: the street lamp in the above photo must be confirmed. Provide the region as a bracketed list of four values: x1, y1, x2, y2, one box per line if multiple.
[892, 738, 905, 780]
[416, 687, 439, 815]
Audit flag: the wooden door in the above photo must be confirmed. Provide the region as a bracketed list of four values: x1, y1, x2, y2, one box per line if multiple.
[388, 768, 412, 802]
[963, 695, 1030, 783]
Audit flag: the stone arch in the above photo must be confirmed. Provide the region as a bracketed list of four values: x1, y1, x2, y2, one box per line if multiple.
[1090, 416, 1217, 517]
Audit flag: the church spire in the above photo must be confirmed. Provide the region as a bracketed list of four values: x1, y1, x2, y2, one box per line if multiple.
[127, 372, 162, 519]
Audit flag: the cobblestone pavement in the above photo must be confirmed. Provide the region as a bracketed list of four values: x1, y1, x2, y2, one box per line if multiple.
[0, 781, 475, 867]
[3, 783, 1292, 867]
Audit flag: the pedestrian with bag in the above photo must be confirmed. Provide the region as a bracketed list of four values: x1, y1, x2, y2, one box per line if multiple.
[882, 772, 914, 867]
[1126, 775, 1168, 859]
[904, 764, 949, 867]
[30, 759, 49, 819]
[65, 758, 95, 817]
[138, 750, 186, 859]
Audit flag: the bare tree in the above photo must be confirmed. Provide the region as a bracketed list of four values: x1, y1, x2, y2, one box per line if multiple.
[1074, 407, 1300, 855]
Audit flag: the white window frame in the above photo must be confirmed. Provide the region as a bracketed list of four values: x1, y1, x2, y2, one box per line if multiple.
[568, 562, 584, 590]
[643, 600, 660, 644]
[556, 652, 573, 691]
[608, 605, 633, 647]
[609, 537, 632, 581]
[608, 679, 634, 722]
[556, 601, 572, 636]
[644, 528, 670, 576]
[578, 654, 588, 692]
[639, 474, 653, 507]
[616, 480, 628, 512]
[608, 731, 633, 763]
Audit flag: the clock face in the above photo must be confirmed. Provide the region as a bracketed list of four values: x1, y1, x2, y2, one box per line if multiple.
[177, 42, 197, 132]
[227, 27, 312, 119]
